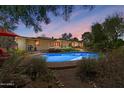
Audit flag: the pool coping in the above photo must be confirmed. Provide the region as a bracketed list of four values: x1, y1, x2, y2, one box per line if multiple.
[33, 53, 81, 69]
[33, 52, 98, 69]
[47, 60, 80, 69]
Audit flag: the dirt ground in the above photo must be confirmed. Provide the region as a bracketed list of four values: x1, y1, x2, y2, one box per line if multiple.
[52, 67, 93, 88]
[21, 55, 93, 88]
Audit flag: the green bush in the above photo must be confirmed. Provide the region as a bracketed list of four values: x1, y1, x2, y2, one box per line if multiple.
[98, 52, 105, 60]
[8, 49, 26, 56]
[62, 47, 74, 52]
[61, 47, 80, 52]
[47, 48, 62, 53]
[47, 47, 79, 53]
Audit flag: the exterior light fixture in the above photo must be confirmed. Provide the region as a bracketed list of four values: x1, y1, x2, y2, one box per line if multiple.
[35, 40, 40, 46]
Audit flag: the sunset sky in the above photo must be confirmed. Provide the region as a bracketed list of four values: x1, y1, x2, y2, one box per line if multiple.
[15, 5, 124, 40]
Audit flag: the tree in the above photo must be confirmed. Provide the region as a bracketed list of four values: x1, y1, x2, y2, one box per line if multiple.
[92, 23, 108, 50]
[73, 37, 79, 41]
[61, 33, 73, 40]
[62, 33, 68, 40]
[68, 33, 72, 39]
[92, 23, 106, 43]
[113, 39, 124, 48]
[82, 14, 124, 52]
[82, 32, 93, 49]
[0, 5, 93, 32]
[0, 36, 17, 50]
[103, 14, 124, 48]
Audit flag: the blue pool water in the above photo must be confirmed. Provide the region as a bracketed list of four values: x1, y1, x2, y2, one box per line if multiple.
[43, 52, 99, 62]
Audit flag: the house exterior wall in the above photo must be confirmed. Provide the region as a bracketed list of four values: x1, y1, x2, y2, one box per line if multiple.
[15, 37, 26, 50]
[39, 39, 54, 50]
[26, 38, 55, 50]
[15, 37, 83, 51]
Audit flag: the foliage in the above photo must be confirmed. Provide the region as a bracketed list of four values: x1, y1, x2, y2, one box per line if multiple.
[0, 36, 17, 50]
[96, 47, 124, 87]
[47, 47, 78, 53]
[61, 47, 78, 52]
[61, 33, 79, 41]
[82, 32, 93, 50]
[82, 14, 124, 52]
[24, 57, 48, 81]
[0, 54, 28, 87]
[103, 14, 124, 42]
[0, 5, 93, 32]
[8, 49, 26, 56]
[72, 37, 79, 41]
[92, 23, 108, 51]
[61, 33, 73, 40]
[112, 39, 124, 48]
[77, 59, 98, 81]
[0, 53, 55, 87]
[47, 48, 62, 53]
[77, 47, 124, 87]
[98, 52, 105, 60]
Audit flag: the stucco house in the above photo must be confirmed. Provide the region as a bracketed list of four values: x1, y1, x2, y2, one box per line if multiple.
[15, 36, 83, 51]
[0, 27, 83, 51]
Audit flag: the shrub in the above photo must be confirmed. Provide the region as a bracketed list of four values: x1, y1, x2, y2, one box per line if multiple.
[77, 59, 98, 81]
[24, 57, 55, 82]
[0, 54, 28, 87]
[47, 47, 79, 53]
[61, 47, 77, 52]
[47, 48, 62, 53]
[77, 47, 124, 87]
[24, 57, 48, 81]
[8, 49, 26, 56]
[0, 55, 55, 87]
[0, 54, 55, 87]
[96, 47, 124, 87]
[98, 52, 105, 60]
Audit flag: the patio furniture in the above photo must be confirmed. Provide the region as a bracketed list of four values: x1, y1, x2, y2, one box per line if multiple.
[0, 48, 10, 65]
[0, 48, 10, 56]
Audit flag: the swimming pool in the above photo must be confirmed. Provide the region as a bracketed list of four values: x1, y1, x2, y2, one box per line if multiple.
[43, 52, 99, 62]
